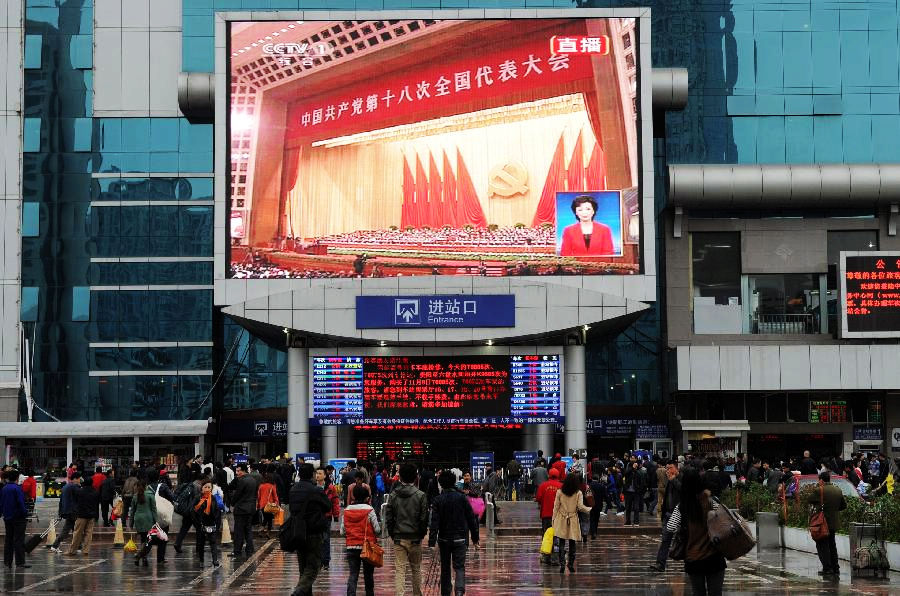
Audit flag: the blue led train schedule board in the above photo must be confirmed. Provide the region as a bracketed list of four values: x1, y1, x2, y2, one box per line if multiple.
[311, 355, 562, 426]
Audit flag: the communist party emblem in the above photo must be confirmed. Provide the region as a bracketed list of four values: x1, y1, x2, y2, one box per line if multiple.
[488, 161, 529, 198]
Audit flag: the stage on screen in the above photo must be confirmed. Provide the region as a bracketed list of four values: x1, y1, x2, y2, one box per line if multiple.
[228, 17, 642, 279]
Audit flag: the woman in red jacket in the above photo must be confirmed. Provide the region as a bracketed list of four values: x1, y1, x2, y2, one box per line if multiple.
[559, 195, 615, 257]
[341, 485, 381, 596]
[256, 473, 280, 538]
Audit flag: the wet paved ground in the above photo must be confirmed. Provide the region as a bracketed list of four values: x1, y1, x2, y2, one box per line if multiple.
[4, 527, 899, 594]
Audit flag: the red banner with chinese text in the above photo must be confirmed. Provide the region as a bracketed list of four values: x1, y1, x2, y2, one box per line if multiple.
[285, 34, 597, 143]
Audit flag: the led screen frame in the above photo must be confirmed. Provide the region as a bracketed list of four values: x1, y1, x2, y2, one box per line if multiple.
[840, 251, 900, 338]
[218, 9, 653, 284]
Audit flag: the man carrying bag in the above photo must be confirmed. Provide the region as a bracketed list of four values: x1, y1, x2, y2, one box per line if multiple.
[806, 471, 846, 578]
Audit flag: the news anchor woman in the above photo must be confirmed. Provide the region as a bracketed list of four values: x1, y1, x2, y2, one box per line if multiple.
[559, 195, 615, 257]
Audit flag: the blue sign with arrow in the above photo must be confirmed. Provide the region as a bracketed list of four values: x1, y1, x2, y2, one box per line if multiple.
[356, 295, 515, 328]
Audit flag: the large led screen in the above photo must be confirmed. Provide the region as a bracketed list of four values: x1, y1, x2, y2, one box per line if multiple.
[311, 355, 562, 425]
[228, 18, 642, 278]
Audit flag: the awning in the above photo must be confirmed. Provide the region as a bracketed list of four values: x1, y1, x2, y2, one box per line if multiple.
[679, 420, 750, 437]
[0, 420, 211, 439]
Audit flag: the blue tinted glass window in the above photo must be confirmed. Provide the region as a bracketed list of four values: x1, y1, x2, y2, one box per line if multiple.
[181, 178, 213, 200]
[73, 118, 92, 152]
[150, 119, 179, 152]
[21, 287, 39, 322]
[72, 286, 90, 321]
[25, 35, 42, 69]
[22, 202, 39, 237]
[24, 118, 41, 152]
[70, 34, 92, 69]
[122, 119, 151, 153]
[98, 119, 122, 152]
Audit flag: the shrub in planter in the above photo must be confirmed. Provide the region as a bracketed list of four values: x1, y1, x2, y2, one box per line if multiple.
[721, 483, 779, 522]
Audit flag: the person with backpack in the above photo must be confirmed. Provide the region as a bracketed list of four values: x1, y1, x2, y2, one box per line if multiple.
[665, 467, 726, 595]
[429, 470, 480, 596]
[172, 473, 202, 554]
[288, 464, 332, 596]
[385, 463, 429, 596]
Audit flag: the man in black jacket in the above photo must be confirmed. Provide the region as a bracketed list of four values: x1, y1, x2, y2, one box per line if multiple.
[386, 463, 429, 596]
[650, 461, 681, 571]
[289, 463, 331, 596]
[429, 470, 479, 596]
[229, 464, 259, 558]
[49, 473, 82, 551]
[623, 458, 646, 526]
[66, 480, 100, 556]
[100, 468, 117, 526]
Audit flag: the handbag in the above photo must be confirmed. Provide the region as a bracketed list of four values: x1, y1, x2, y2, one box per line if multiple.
[149, 523, 169, 542]
[669, 513, 687, 561]
[583, 487, 595, 509]
[264, 502, 281, 514]
[273, 506, 285, 526]
[809, 485, 830, 542]
[155, 484, 175, 528]
[360, 518, 384, 568]
[279, 500, 308, 552]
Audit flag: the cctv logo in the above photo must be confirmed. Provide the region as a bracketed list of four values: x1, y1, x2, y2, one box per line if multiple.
[262, 42, 333, 57]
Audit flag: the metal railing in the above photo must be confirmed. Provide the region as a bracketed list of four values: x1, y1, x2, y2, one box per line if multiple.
[752, 312, 816, 334]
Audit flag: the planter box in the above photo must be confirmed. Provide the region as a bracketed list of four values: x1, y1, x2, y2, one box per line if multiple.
[782, 526, 900, 571]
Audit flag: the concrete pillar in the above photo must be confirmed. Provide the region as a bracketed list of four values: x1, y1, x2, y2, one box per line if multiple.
[535, 424, 554, 460]
[287, 347, 310, 456]
[337, 426, 354, 458]
[0, 437, 5, 466]
[66, 437, 73, 467]
[522, 426, 536, 452]
[564, 344, 587, 456]
[133, 436, 140, 463]
[322, 426, 338, 463]
[195, 435, 205, 457]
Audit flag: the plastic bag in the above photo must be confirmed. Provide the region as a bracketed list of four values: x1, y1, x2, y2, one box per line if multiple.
[124, 537, 138, 553]
[540, 527, 555, 555]
[273, 506, 285, 526]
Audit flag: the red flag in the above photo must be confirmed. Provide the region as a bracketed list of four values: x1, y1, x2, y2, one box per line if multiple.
[532, 133, 566, 227]
[585, 142, 607, 190]
[415, 154, 429, 228]
[567, 129, 584, 192]
[401, 154, 415, 229]
[429, 152, 443, 228]
[456, 148, 487, 228]
[442, 150, 458, 228]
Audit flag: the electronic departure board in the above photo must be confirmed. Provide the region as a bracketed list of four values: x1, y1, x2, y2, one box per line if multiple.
[311, 355, 562, 425]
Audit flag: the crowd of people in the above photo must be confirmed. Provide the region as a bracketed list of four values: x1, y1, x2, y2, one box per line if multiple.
[310, 226, 556, 249]
[2, 448, 898, 593]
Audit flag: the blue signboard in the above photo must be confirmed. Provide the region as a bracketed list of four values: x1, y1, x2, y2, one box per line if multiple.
[636, 424, 670, 439]
[560, 456, 574, 472]
[232, 453, 248, 465]
[470, 452, 494, 483]
[853, 427, 883, 441]
[356, 295, 515, 328]
[513, 451, 537, 472]
[295, 453, 321, 468]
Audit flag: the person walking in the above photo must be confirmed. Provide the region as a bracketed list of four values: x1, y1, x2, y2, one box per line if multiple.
[1, 470, 29, 569]
[229, 464, 258, 558]
[148, 471, 175, 565]
[552, 472, 592, 573]
[315, 466, 340, 570]
[655, 459, 667, 517]
[385, 463, 429, 596]
[121, 470, 139, 527]
[256, 472, 280, 539]
[172, 472, 203, 555]
[100, 468, 117, 527]
[429, 470, 480, 596]
[535, 467, 562, 561]
[48, 472, 82, 552]
[530, 461, 549, 495]
[66, 476, 100, 556]
[129, 478, 159, 566]
[289, 463, 332, 596]
[650, 460, 681, 572]
[482, 466, 505, 524]
[192, 480, 224, 567]
[341, 485, 381, 596]
[665, 468, 726, 595]
[587, 473, 606, 539]
[623, 458, 646, 526]
[806, 471, 847, 578]
[506, 457, 522, 500]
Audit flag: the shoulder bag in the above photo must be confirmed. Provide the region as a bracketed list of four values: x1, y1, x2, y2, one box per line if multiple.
[360, 515, 384, 568]
[809, 485, 830, 542]
[279, 500, 308, 552]
[155, 484, 175, 528]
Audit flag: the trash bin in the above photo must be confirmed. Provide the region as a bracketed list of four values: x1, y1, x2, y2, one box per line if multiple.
[849, 522, 888, 579]
[755, 512, 781, 549]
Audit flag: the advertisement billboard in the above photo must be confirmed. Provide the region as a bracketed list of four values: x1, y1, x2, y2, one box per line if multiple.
[840, 251, 900, 338]
[227, 17, 642, 279]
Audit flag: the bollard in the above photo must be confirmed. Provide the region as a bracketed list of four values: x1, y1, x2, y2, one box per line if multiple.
[221, 517, 233, 545]
[484, 492, 495, 535]
[113, 518, 125, 546]
[755, 512, 780, 549]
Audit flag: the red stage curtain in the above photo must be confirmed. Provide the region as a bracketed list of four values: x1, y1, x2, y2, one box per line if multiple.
[586, 142, 607, 190]
[456, 148, 488, 228]
[531, 133, 566, 227]
[279, 147, 302, 236]
[429, 152, 443, 227]
[442, 150, 458, 228]
[401, 154, 415, 229]
[567, 129, 584, 192]
[582, 91, 603, 149]
[415, 154, 430, 228]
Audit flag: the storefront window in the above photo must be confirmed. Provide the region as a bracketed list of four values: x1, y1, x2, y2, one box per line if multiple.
[747, 273, 822, 334]
[691, 232, 741, 305]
